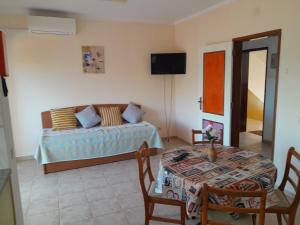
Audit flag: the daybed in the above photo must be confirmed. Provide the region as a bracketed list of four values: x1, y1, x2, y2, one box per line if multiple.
[35, 104, 163, 174]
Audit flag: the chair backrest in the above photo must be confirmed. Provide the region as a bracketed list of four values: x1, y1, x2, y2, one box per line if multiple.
[278, 147, 300, 211]
[192, 129, 224, 145]
[201, 183, 267, 225]
[135, 141, 155, 202]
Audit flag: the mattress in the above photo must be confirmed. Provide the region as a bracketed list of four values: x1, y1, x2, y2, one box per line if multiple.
[35, 121, 164, 164]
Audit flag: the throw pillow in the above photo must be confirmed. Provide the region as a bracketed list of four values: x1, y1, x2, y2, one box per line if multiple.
[98, 106, 123, 126]
[50, 107, 77, 131]
[75, 105, 101, 128]
[122, 102, 145, 123]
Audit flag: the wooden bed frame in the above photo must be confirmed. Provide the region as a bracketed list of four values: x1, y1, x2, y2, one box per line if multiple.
[41, 104, 158, 174]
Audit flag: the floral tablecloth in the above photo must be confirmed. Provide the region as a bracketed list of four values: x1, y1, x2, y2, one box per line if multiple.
[155, 145, 278, 217]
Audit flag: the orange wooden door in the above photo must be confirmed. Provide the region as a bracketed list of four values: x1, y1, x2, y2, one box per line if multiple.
[199, 42, 232, 146]
[0, 31, 7, 76]
[203, 51, 225, 115]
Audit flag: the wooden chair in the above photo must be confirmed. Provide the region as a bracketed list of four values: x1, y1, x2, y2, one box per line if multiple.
[192, 129, 224, 145]
[264, 147, 300, 225]
[201, 183, 267, 225]
[135, 141, 186, 225]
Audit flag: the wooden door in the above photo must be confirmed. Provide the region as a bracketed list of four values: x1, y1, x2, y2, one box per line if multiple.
[203, 51, 225, 115]
[199, 42, 233, 146]
[0, 31, 7, 76]
[239, 52, 250, 132]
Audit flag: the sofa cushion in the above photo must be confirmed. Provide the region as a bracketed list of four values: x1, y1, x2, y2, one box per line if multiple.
[98, 106, 123, 126]
[75, 105, 101, 128]
[122, 102, 145, 123]
[50, 107, 77, 131]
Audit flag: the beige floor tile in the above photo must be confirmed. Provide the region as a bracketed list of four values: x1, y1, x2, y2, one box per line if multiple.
[61, 219, 94, 225]
[125, 206, 145, 225]
[25, 210, 59, 225]
[80, 168, 105, 180]
[30, 186, 59, 201]
[117, 192, 144, 209]
[112, 181, 140, 196]
[60, 204, 92, 225]
[31, 179, 59, 191]
[102, 163, 127, 176]
[19, 180, 32, 193]
[18, 173, 36, 184]
[89, 199, 121, 217]
[57, 168, 80, 177]
[82, 177, 108, 190]
[85, 186, 115, 202]
[239, 132, 272, 159]
[27, 198, 58, 216]
[104, 172, 133, 185]
[155, 204, 180, 217]
[59, 192, 88, 209]
[93, 211, 129, 225]
[59, 180, 84, 196]
[33, 172, 58, 182]
[58, 172, 81, 184]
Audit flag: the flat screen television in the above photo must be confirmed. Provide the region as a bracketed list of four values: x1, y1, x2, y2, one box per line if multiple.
[151, 53, 186, 75]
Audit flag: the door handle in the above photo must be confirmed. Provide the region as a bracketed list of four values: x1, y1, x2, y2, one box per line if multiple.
[198, 97, 203, 110]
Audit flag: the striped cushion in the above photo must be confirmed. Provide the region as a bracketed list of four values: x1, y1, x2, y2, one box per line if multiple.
[98, 106, 123, 126]
[50, 107, 77, 131]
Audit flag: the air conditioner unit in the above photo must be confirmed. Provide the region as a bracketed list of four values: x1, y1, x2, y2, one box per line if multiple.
[28, 16, 76, 35]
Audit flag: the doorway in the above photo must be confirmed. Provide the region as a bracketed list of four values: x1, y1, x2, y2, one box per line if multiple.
[239, 49, 271, 157]
[231, 29, 281, 160]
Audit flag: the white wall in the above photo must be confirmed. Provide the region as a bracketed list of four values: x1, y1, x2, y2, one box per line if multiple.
[174, 0, 300, 186]
[248, 50, 267, 103]
[3, 20, 176, 157]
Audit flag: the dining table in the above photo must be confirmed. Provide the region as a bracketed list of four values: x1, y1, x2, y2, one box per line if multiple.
[155, 144, 280, 217]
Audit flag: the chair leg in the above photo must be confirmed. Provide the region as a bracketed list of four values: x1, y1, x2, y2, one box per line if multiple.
[180, 206, 186, 225]
[149, 202, 154, 217]
[251, 214, 257, 225]
[288, 214, 295, 225]
[276, 213, 283, 225]
[145, 204, 150, 225]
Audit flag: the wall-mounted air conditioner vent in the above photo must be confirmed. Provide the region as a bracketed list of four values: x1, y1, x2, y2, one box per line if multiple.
[28, 16, 76, 35]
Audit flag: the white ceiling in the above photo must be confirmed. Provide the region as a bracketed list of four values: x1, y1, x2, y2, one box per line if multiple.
[0, 0, 229, 24]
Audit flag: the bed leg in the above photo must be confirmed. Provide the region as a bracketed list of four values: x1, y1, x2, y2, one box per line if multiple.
[43, 165, 48, 174]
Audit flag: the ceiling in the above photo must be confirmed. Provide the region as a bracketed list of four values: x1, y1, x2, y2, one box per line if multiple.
[0, 0, 229, 24]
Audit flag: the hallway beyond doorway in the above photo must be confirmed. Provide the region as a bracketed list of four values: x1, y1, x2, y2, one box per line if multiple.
[239, 130, 272, 159]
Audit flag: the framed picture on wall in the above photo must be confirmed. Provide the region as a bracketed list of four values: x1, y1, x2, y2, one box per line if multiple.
[82, 46, 105, 73]
[202, 119, 224, 141]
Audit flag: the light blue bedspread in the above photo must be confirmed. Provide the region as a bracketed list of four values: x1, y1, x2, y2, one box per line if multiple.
[35, 121, 164, 164]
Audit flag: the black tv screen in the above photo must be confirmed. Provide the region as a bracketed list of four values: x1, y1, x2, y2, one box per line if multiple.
[151, 53, 186, 75]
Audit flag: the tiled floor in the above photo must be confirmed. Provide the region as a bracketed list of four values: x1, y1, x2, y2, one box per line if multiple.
[239, 132, 272, 159]
[241, 118, 272, 159]
[18, 138, 286, 225]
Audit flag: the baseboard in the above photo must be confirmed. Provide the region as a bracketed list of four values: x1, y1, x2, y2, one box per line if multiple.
[161, 136, 176, 141]
[16, 155, 34, 161]
[174, 136, 191, 145]
[262, 139, 272, 144]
